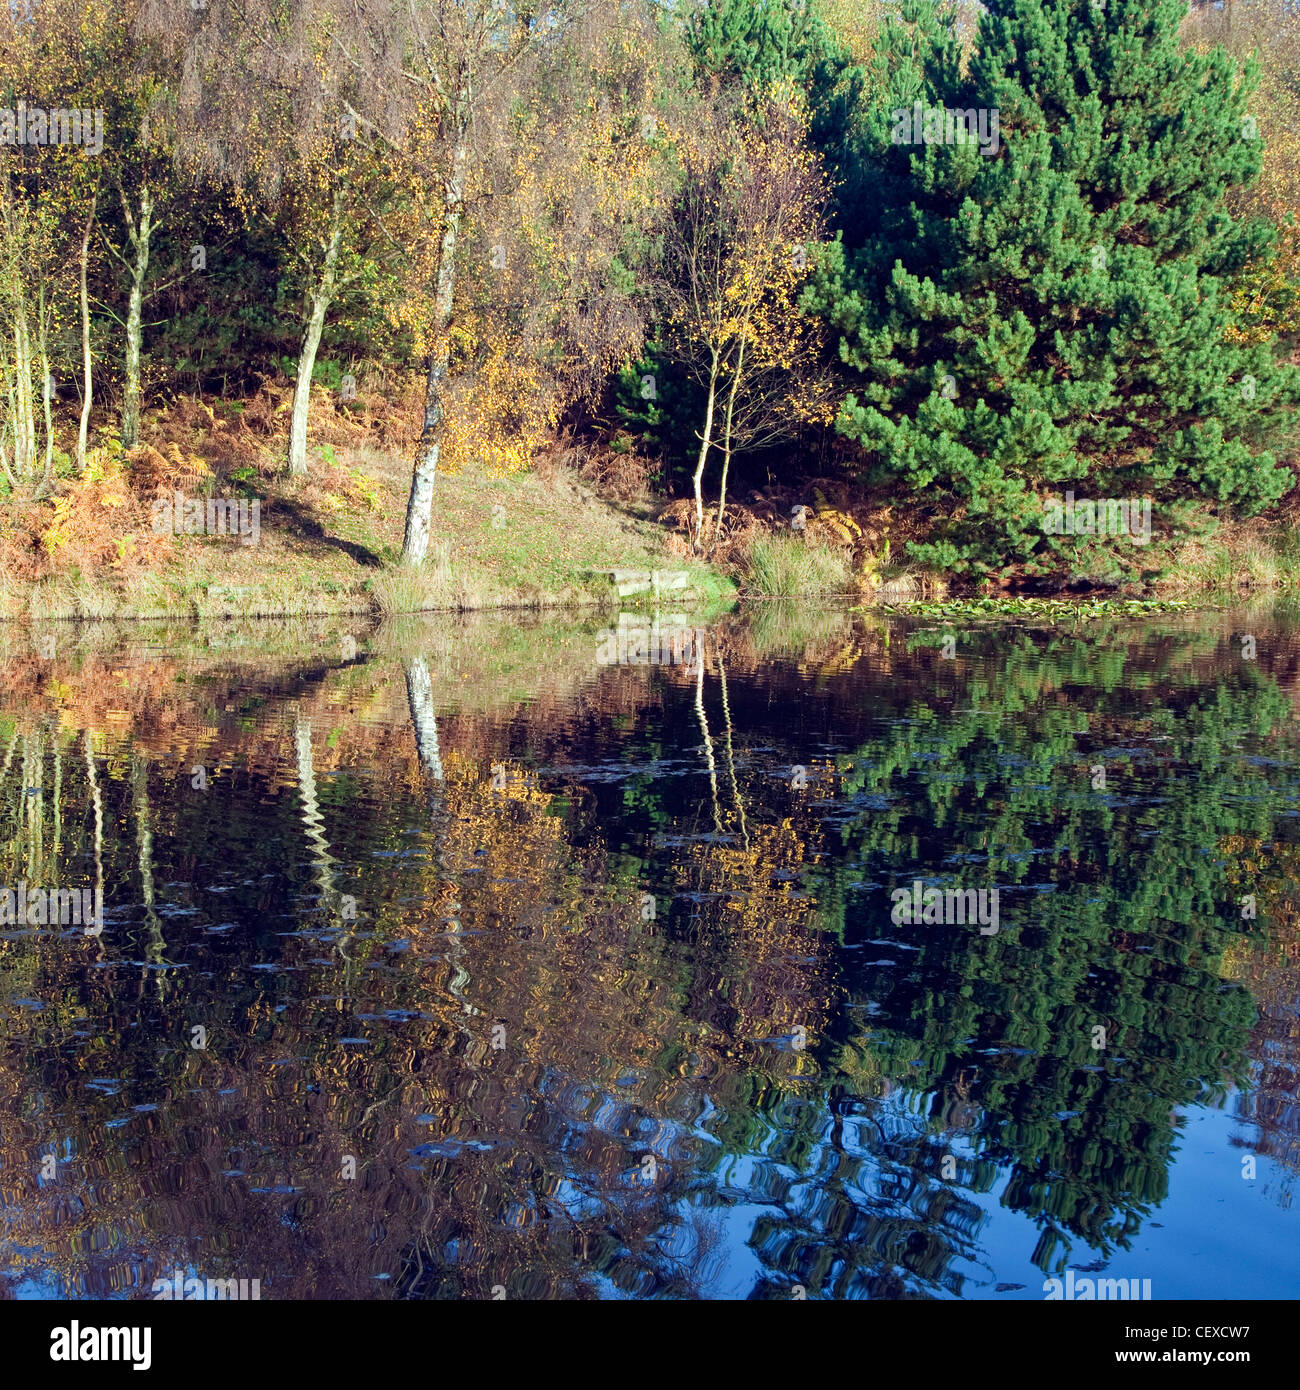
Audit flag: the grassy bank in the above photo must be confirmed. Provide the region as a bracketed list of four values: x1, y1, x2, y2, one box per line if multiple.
[1153, 514, 1300, 593]
[729, 498, 1300, 602]
[7, 415, 1299, 622]
[2, 444, 735, 622]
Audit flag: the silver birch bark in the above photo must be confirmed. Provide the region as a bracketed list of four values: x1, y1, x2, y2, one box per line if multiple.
[691, 347, 720, 547]
[77, 195, 96, 471]
[401, 122, 469, 567]
[121, 186, 153, 450]
[288, 187, 346, 476]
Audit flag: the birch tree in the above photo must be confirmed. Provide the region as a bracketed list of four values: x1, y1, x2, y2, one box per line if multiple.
[388, 4, 552, 566]
[308, 0, 570, 565]
[141, 0, 401, 476]
[0, 0, 98, 494]
[654, 90, 833, 547]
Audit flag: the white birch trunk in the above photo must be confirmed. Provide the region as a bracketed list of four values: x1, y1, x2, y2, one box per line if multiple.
[402, 124, 469, 567]
[77, 195, 96, 471]
[121, 186, 152, 450]
[692, 348, 720, 547]
[288, 187, 346, 476]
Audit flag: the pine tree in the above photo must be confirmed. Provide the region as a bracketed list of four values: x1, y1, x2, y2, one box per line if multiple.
[807, 0, 1300, 579]
[614, 336, 707, 490]
[685, 0, 838, 92]
[684, 0, 867, 213]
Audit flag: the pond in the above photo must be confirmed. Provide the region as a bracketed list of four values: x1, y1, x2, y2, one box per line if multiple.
[1, 601, 1298, 1300]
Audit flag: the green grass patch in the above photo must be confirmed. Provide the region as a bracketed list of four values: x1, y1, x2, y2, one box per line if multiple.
[741, 534, 853, 598]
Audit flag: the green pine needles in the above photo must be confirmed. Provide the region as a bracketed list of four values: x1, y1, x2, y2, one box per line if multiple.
[806, 0, 1300, 579]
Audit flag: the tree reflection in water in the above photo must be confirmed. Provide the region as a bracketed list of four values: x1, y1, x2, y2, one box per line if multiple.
[0, 605, 1298, 1298]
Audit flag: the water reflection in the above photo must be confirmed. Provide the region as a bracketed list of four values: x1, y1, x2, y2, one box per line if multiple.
[1, 604, 1299, 1299]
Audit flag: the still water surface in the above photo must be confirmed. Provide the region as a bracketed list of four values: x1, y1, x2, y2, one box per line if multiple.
[1, 602, 1298, 1299]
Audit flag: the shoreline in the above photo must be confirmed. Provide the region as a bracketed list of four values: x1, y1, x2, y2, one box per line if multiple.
[7, 439, 1299, 623]
[0, 586, 1283, 626]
